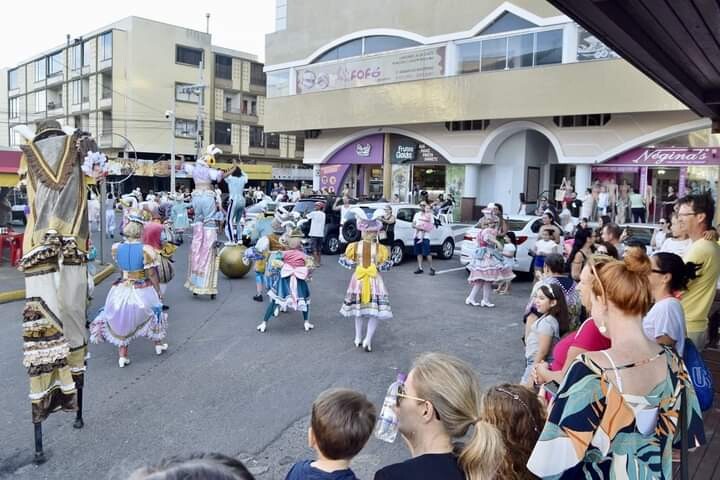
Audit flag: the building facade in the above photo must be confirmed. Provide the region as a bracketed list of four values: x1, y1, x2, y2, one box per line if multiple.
[1, 16, 310, 193]
[263, 0, 713, 221]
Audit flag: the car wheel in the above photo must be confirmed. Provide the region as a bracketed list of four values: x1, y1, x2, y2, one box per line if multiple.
[342, 220, 361, 243]
[324, 235, 340, 255]
[439, 238, 455, 260]
[391, 242, 404, 265]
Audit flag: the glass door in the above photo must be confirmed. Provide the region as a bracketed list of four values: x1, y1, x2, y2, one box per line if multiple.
[649, 167, 679, 223]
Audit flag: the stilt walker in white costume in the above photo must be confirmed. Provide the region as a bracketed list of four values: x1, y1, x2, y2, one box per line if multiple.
[184, 145, 223, 299]
[15, 120, 105, 461]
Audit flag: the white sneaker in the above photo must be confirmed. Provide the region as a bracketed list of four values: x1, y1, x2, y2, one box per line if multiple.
[304, 321, 314, 332]
[256, 322, 267, 333]
[465, 297, 481, 307]
[481, 300, 495, 308]
[362, 339, 372, 352]
[155, 343, 168, 356]
[118, 357, 130, 368]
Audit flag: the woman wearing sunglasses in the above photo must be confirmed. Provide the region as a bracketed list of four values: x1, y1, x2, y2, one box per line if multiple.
[528, 248, 705, 479]
[374, 353, 504, 480]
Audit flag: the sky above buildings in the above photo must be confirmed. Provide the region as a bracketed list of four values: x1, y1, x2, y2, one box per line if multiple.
[1, 0, 276, 67]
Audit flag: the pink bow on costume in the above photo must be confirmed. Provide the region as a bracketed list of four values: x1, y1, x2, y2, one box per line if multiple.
[281, 263, 309, 308]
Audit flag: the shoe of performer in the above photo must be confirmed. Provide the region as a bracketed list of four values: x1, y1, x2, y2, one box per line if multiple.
[465, 297, 481, 307]
[252, 294, 263, 302]
[429, 268, 436, 276]
[118, 357, 130, 368]
[354, 339, 362, 348]
[362, 339, 372, 352]
[481, 300, 496, 308]
[273, 305, 280, 317]
[256, 322, 267, 333]
[162, 304, 170, 311]
[413, 268, 424, 274]
[304, 321, 314, 332]
[155, 343, 168, 355]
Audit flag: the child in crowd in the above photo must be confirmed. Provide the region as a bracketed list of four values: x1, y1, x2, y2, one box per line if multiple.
[532, 229, 560, 281]
[480, 384, 545, 480]
[521, 282, 569, 387]
[412, 203, 434, 241]
[285, 388, 376, 480]
[495, 232, 517, 295]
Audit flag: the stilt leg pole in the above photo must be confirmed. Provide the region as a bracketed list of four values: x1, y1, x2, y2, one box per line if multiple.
[33, 422, 45, 464]
[73, 386, 84, 429]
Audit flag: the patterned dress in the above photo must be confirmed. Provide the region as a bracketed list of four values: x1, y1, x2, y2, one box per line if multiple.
[467, 228, 515, 283]
[266, 249, 313, 312]
[90, 242, 167, 347]
[339, 240, 393, 319]
[527, 348, 705, 479]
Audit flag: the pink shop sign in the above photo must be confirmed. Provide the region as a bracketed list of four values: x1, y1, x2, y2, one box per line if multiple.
[610, 147, 720, 166]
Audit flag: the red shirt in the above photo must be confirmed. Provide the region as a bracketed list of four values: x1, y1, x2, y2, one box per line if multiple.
[550, 318, 611, 371]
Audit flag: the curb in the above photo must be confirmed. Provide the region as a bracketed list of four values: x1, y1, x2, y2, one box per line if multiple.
[0, 264, 116, 305]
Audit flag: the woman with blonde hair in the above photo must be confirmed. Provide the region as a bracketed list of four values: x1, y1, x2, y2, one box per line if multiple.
[480, 384, 544, 480]
[374, 352, 504, 480]
[528, 248, 705, 478]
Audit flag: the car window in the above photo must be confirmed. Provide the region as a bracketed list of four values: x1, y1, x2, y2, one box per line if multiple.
[506, 219, 527, 232]
[396, 208, 417, 223]
[622, 226, 652, 246]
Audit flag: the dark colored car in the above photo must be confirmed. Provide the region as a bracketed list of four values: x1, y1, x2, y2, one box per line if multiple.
[295, 195, 342, 255]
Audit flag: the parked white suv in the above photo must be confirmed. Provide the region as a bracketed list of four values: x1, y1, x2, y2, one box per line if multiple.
[340, 202, 456, 265]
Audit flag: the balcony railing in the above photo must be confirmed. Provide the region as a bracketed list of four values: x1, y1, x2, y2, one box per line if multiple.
[265, 23, 618, 98]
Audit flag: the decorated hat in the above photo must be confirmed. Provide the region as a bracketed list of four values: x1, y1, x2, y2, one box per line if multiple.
[288, 227, 304, 238]
[271, 218, 286, 234]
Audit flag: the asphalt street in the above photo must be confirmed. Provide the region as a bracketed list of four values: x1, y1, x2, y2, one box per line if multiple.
[0, 236, 531, 480]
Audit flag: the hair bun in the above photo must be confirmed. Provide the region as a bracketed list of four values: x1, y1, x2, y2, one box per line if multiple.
[623, 247, 651, 275]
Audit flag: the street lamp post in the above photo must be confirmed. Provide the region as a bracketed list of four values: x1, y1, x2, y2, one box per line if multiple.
[168, 109, 176, 194]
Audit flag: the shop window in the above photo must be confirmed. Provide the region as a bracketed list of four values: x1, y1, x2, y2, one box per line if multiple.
[445, 120, 489, 131]
[481, 38, 507, 71]
[535, 30, 563, 66]
[479, 12, 538, 35]
[457, 43, 480, 74]
[553, 114, 611, 128]
[364, 36, 419, 55]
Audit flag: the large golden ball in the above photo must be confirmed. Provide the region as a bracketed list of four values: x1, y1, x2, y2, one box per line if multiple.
[219, 244, 251, 278]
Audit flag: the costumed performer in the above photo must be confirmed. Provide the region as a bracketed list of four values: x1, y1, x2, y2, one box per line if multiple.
[170, 193, 190, 245]
[339, 208, 393, 352]
[243, 206, 282, 302]
[465, 207, 514, 308]
[256, 227, 315, 333]
[223, 160, 249, 244]
[89, 214, 168, 367]
[143, 213, 176, 310]
[184, 145, 223, 299]
[15, 120, 103, 454]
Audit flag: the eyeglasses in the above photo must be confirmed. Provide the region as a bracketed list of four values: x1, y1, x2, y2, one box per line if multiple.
[651, 268, 666, 274]
[396, 383, 441, 420]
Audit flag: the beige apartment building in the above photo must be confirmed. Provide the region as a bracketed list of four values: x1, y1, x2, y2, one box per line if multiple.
[264, 0, 716, 221]
[1, 16, 309, 192]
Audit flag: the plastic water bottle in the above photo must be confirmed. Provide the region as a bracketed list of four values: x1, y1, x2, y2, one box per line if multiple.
[374, 373, 406, 443]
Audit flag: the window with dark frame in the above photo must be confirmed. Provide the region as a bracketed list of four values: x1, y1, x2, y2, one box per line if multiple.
[250, 63, 266, 86]
[176, 45, 203, 66]
[99, 32, 112, 61]
[444, 120, 490, 131]
[214, 121, 232, 145]
[553, 114, 611, 127]
[9, 97, 19, 119]
[8, 69, 18, 90]
[215, 55, 232, 79]
[175, 119, 198, 138]
[249, 126, 264, 147]
[265, 132, 280, 149]
[48, 52, 63, 76]
[175, 83, 202, 104]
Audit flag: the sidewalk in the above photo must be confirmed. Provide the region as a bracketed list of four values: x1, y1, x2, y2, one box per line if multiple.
[0, 222, 117, 302]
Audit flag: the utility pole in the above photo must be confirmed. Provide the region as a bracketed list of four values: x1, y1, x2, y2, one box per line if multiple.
[195, 59, 205, 162]
[168, 108, 176, 194]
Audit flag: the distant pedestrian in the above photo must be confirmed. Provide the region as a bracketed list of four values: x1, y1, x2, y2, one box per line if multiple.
[307, 201, 326, 266]
[412, 202, 435, 275]
[629, 187, 646, 222]
[105, 193, 116, 239]
[285, 388, 376, 480]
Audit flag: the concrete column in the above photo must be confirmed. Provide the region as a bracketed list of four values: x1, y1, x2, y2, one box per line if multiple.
[575, 164, 592, 196]
[383, 133, 392, 200]
[461, 164, 480, 222]
[312, 165, 320, 191]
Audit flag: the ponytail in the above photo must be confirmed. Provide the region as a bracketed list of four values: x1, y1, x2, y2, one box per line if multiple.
[459, 419, 505, 480]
